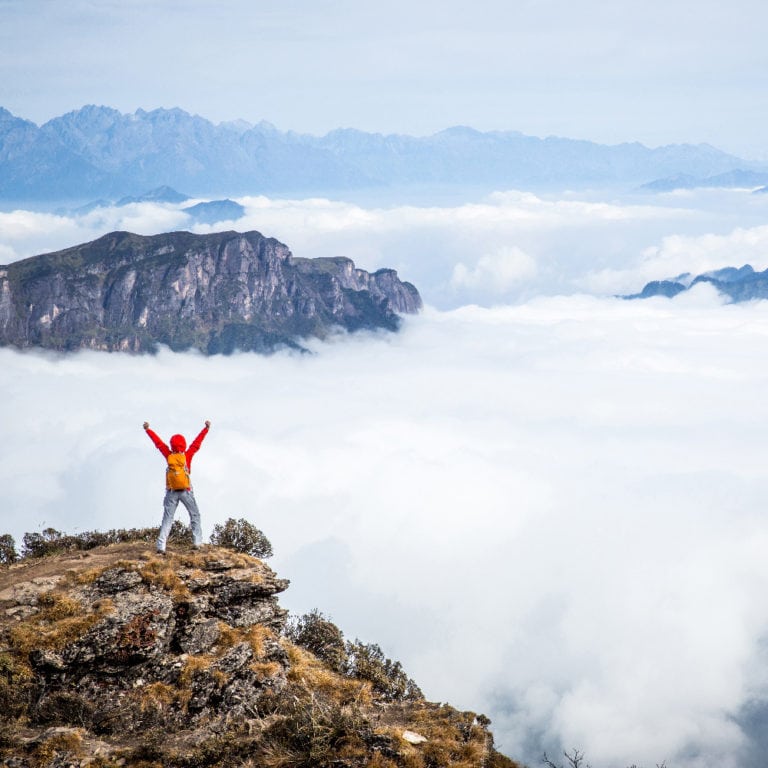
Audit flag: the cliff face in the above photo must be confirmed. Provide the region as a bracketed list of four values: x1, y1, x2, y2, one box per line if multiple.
[0, 230, 422, 354]
[0, 542, 518, 768]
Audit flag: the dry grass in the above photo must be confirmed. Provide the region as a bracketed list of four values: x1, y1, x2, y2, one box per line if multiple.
[178, 654, 215, 686]
[138, 559, 189, 599]
[215, 621, 242, 650]
[250, 661, 282, 681]
[29, 729, 84, 767]
[174, 549, 256, 571]
[244, 624, 274, 657]
[210, 622, 276, 660]
[365, 753, 400, 768]
[371, 702, 490, 768]
[67, 566, 103, 585]
[285, 643, 373, 707]
[0, 651, 31, 680]
[35, 590, 81, 620]
[8, 592, 115, 655]
[138, 682, 176, 713]
[212, 669, 229, 687]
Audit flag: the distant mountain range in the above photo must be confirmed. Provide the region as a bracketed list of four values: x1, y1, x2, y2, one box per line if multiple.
[0, 105, 764, 202]
[624, 265, 768, 302]
[638, 169, 768, 192]
[68, 187, 245, 224]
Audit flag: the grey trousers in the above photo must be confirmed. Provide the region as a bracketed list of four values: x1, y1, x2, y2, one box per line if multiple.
[156, 489, 202, 551]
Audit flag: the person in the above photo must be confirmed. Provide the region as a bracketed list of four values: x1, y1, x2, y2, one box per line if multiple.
[143, 420, 211, 554]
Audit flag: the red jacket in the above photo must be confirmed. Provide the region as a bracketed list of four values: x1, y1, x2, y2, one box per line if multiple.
[145, 426, 209, 488]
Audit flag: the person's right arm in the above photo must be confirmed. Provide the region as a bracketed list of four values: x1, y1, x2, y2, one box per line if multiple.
[143, 422, 170, 457]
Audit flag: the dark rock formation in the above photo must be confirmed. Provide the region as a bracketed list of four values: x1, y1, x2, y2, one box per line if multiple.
[624, 279, 687, 300]
[623, 264, 768, 303]
[182, 198, 246, 224]
[0, 229, 422, 354]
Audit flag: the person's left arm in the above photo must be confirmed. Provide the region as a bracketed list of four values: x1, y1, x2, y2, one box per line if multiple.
[186, 421, 210, 467]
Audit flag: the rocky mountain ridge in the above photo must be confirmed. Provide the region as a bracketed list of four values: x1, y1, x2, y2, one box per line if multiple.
[0, 229, 422, 354]
[0, 540, 517, 767]
[0, 105, 760, 201]
[624, 264, 768, 302]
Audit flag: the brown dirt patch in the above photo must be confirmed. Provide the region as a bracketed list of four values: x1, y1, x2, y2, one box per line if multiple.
[0, 542, 167, 594]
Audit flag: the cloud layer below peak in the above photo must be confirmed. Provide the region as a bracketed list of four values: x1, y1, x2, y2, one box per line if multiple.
[4, 295, 768, 766]
[3, 186, 768, 308]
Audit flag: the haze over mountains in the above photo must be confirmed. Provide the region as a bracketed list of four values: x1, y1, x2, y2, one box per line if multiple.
[1, 105, 764, 203]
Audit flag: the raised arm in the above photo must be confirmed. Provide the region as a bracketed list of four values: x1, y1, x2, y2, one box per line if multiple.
[143, 422, 170, 457]
[186, 421, 210, 466]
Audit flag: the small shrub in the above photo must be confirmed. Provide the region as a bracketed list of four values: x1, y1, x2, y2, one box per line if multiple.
[22, 527, 68, 558]
[346, 640, 423, 702]
[285, 610, 348, 673]
[165, 519, 194, 547]
[262, 691, 369, 767]
[30, 729, 84, 766]
[210, 518, 273, 558]
[18, 523, 191, 561]
[487, 748, 524, 768]
[35, 692, 95, 727]
[285, 645, 372, 707]
[0, 534, 17, 564]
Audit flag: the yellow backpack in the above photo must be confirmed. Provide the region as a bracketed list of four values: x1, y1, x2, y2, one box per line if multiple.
[166, 452, 190, 491]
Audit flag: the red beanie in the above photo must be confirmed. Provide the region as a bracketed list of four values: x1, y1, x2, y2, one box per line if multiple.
[170, 434, 187, 452]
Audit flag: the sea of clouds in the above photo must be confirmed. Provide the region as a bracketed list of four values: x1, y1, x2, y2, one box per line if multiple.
[3, 186, 768, 307]
[3, 187, 768, 766]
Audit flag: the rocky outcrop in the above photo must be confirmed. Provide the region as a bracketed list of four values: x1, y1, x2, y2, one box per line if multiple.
[1, 547, 289, 738]
[0, 542, 519, 768]
[0, 229, 422, 354]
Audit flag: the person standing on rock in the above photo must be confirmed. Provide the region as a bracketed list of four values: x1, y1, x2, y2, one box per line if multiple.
[143, 420, 210, 554]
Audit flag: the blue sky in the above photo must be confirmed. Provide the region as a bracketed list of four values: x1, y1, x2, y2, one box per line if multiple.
[1, 0, 767, 157]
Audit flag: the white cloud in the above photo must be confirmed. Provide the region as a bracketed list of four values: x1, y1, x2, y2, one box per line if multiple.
[4, 188, 768, 309]
[3, 297, 768, 766]
[585, 224, 768, 295]
[0, 205, 189, 263]
[451, 245, 537, 295]
[78, 202, 190, 237]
